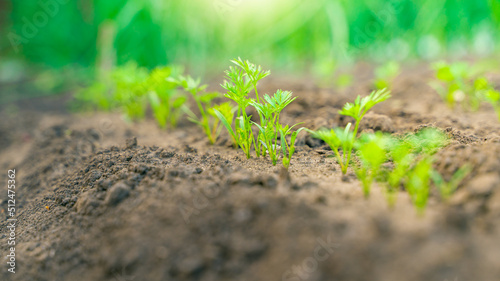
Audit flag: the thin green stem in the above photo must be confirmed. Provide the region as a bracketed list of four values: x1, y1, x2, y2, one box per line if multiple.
[193, 95, 206, 119]
[345, 116, 362, 173]
[331, 146, 346, 174]
[253, 83, 260, 103]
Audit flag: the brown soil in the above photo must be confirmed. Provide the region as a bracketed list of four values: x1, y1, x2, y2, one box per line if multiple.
[1, 65, 500, 281]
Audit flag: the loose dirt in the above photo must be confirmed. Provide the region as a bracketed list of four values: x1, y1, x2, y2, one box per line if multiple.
[1, 65, 500, 281]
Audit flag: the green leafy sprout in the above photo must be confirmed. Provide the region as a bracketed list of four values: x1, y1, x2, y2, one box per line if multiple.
[386, 128, 450, 212]
[215, 59, 304, 168]
[146, 66, 187, 128]
[352, 127, 451, 210]
[251, 90, 302, 166]
[76, 63, 188, 128]
[429, 61, 495, 111]
[230, 57, 270, 104]
[314, 122, 457, 213]
[215, 59, 261, 158]
[406, 156, 434, 215]
[310, 89, 391, 175]
[110, 62, 150, 121]
[483, 88, 500, 121]
[308, 124, 354, 175]
[280, 125, 307, 170]
[384, 137, 414, 207]
[170, 75, 226, 144]
[354, 132, 389, 198]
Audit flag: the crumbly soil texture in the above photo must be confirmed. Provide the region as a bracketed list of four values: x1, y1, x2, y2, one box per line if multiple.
[1, 66, 500, 281]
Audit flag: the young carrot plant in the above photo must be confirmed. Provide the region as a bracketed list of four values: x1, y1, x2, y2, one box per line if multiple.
[210, 102, 237, 145]
[338, 88, 391, 172]
[483, 88, 500, 121]
[309, 89, 391, 175]
[406, 156, 433, 215]
[77, 63, 189, 128]
[387, 128, 448, 211]
[146, 66, 186, 128]
[280, 125, 306, 169]
[430, 61, 488, 111]
[75, 82, 114, 111]
[309, 124, 354, 174]
[171, 75, 225, 144]
[215, 59, 270, 158]
[111, 62, 150, 121]
[250, 90, 301, 166]
[383, 137, 415, 207]
[354, 132, 389, 198]
[230, 57, 270, 103]
[406, 127, 450, 155]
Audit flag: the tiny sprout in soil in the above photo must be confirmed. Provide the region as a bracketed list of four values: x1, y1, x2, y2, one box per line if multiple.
[311, 88, 391, 175]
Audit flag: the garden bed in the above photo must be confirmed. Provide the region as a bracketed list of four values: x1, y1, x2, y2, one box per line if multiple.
[1, 66, 500, 281]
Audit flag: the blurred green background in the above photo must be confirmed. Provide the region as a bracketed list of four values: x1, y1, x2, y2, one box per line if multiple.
[1, 0, 499, 103]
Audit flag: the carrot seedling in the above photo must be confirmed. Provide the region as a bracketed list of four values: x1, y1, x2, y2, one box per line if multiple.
[309, 124, 354, 174]
[406, 156, 434, 214]
[111, 62, 150, 121]
[338, 88, 391, 172]
[209, 102, 237, 146]
[309, 89, 391, 175]
[430, 61, 488, 111]
[215, 59, 270, 158]
[383, 136, 415, 207]
[280, 126, 306, 169]
[75, 81, 116, 111]
[354, 132, 389, 198]
[251, 90, 300, 166]
[230, 57, 270, 103]
[390, 128, 448, 212]
[483, 89, 500, 121]
[405, 127, 449, 155]
[171, 75, 225, 144]
[146, 66, 187, 128]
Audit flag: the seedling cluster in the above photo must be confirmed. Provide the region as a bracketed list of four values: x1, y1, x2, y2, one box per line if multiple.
[76, 62, 186, 126]
[310, 89, 469, 213]
[310, 88, 391, 175]
[78, 59, 305, 169]
[430, 61, 500, 118]
[78, 59, 476, 214]
[215, 58, 305, 168]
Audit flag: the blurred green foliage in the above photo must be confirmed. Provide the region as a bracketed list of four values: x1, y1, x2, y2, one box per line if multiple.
[430, 61, 499, 111]
[1, 0, 499, 102]
[2, 0, 499, 72]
